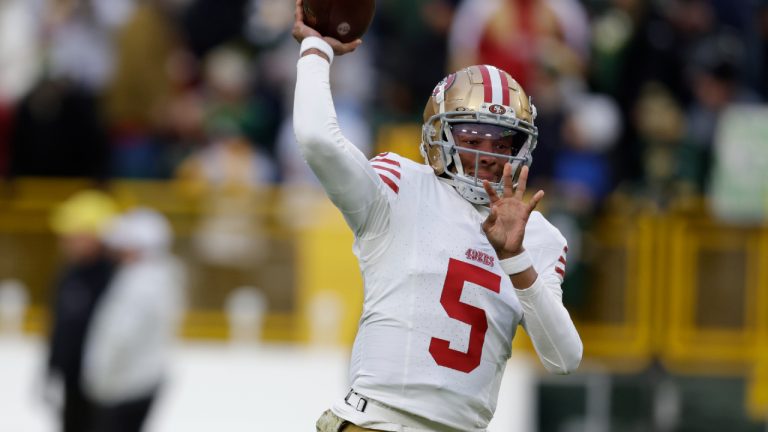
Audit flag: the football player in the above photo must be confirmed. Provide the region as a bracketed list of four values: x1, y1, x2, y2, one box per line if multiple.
[292, 1, 582, 431]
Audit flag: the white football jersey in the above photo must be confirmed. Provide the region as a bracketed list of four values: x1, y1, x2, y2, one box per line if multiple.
[293, 53, 580, 432]
[333, 153, 568, 431]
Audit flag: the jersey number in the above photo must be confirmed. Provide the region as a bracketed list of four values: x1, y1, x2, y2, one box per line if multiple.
[429, 258, 501, 373]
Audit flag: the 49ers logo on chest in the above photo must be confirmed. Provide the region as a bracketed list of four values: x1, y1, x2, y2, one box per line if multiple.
[465, 248, 495, 267]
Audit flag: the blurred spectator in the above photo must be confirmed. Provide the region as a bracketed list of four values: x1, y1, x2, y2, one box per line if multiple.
[175, 45, 276, 188]
[684, 31, 761, 193]
[0, 0, 37, 177]
[375, 0, 458, 120]
[591, 0, 717, 188]
[6, 0, 135, 180]
[43, 0, 134, 92]
[180, 0, 249, 58]
[448, 0, 590, 192]
[0, 0, 40, 103]
[202, 45, 269, 157]
[177, 135, 274, 190]
[45, 190, 119, 432]
[243, 0, 295, 48]
[104, 1, 180, 178]
[83, 208, 185, 432]
[555, 93, 622, 208]
[9, 79, 111, 179]
[632, 82, 687, 205]
[449, 0, 588, 90]
[172, 46, 276, 283]
[42, 0, 135, 92]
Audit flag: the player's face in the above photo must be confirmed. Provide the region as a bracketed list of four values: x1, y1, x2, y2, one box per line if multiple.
[451, 123, 525, 183]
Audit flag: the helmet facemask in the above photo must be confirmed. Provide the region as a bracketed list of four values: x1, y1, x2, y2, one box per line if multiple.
[423, 110, 538, 205]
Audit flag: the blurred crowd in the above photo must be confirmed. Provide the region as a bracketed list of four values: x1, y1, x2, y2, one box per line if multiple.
[0, 0, 766, 207]
[1, 0, 765, 306]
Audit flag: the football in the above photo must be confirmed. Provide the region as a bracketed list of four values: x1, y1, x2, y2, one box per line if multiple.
[302, 0, 375, 44]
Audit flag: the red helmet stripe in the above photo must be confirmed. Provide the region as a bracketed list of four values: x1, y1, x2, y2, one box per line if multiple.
[498, 69, 510, 106]
[479, 65, 493, 103]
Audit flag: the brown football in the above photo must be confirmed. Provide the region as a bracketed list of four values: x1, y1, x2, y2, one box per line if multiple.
[303, 0, 375, 43]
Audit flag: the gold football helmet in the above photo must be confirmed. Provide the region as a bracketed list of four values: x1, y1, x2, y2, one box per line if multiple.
[420, 65, 538, 205]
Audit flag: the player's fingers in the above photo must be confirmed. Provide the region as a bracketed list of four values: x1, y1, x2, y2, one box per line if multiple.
[323, 37, 362, 55]
[515, 165, 529, 200]
[502, 163, 515, 197]
[295, 0, 303, 23]
[528, 190, 545, 213]
[292, 0, 305, 42]
[342, 39, 363, 53]
[483, 180, 500, 204]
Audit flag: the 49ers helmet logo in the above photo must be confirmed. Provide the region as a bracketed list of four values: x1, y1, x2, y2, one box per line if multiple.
[432, 73, 457, 96]
[489, 104, 507, 115]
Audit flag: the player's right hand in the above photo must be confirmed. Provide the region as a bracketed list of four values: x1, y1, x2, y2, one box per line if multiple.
[481, 164, 544, 259]
[293, 0, 362, 57]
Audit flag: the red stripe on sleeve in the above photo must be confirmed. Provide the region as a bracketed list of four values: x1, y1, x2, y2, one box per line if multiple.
[371, 157, 401, 167]
[479, 65, 493, 103]
[558, 256, 566, 265]
[378, 174, 399, 194]
[498, 69, 510, 106]
[372, 164, 401, 179]
[555, 267, 565, 277]
[564, 245, 569, 253]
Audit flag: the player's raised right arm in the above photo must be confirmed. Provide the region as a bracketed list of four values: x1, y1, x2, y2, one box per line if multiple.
[292, 1, 384, 234]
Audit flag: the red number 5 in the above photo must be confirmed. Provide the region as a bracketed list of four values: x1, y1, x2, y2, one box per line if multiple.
[429, 258, 501, 373]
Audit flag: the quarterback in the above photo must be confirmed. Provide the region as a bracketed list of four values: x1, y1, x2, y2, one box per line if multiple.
[292, 2, 582, 431]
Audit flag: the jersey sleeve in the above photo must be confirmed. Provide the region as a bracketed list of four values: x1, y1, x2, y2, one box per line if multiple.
[517, 212, 583, 374]
[293, 53, 390, 237]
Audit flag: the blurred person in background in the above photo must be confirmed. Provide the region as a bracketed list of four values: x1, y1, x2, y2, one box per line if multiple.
[6, 0, 135, 180]
[83, 208, 185, 432]
[684, 30, 761, 194]
[102, 0, 181, 178]
[45, 190, 119, 432]
[175, 45, 274, 289]
[449, 0, 589, 92]
[0, 0, 40, 177]
[374, 0, 459, 121]
[632, 82, 688, 205]
[292, 1, 582, 430]
[553, 93, 621, 210]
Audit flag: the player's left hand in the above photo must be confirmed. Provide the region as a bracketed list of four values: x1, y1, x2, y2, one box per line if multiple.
[481, 164, 544, 259]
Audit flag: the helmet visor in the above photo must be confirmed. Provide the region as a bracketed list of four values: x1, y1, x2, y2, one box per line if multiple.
[450, 123, 528, 156]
